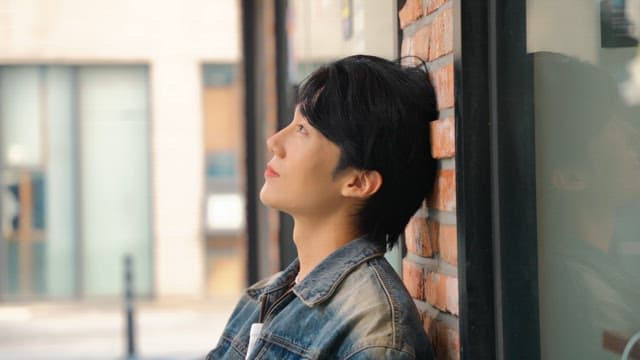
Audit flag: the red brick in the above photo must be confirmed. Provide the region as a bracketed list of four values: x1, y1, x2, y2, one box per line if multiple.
[436, 321, 460, 360]
[422, 310, 438, 338]
[399, 0, 423, 29]
[414, 25, 431, 62]
[445, 276, 459, 315]
[424, 272, 438, 307]
[430, 117, 455, 159]
[425, 0, 449, 14]
[429, 7, 453, 60]
[430, 64, 454, 110]
[418, 306, 439, 350]
[439, 224, 458, 265]
[427, 219, 440, 253]
[428, 169, 456, 212]
[405, 215, 434, 257]
[425, 272, 458, 315]
[401, 36, 415, 60]
[402, 258, 425, 300]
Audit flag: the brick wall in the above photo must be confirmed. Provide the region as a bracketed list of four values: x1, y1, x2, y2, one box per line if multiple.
[399, 1, 460, 359]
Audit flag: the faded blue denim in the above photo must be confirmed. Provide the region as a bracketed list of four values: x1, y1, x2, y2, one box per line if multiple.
[206, 235, 434, 359]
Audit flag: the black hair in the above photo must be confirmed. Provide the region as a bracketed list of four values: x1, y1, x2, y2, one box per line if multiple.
[297, 54, 439, 249]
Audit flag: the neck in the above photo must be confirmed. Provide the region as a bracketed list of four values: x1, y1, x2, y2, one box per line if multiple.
[292, 212, 360, 282]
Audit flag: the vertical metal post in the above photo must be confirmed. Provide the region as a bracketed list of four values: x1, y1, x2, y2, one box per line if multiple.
[71, 67, 83, 299]
[453, 0, 497, 358]
[242, 0, 259, 286]
[124, 254, 136, 359]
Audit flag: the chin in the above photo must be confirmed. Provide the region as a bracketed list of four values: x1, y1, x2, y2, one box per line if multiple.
[260, 186, 294, 214]
[259, 184, 278, 208]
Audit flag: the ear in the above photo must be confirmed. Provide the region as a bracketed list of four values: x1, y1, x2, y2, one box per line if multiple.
[550, 168, 587, 191]
[341, 170, 383, 199]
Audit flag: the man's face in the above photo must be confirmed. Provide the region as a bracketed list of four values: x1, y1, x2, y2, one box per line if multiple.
[260, 108, 348, 217]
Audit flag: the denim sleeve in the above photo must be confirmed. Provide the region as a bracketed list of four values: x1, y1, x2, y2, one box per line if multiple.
[344, 346, 421, 360]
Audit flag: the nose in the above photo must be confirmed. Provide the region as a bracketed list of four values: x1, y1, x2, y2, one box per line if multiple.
[266, 128, 285, 158]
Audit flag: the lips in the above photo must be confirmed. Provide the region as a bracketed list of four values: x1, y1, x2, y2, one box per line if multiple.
[265, 164, 280, 177]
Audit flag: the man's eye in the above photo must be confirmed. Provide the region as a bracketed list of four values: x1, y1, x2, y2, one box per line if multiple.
[296, 124, 308, 134]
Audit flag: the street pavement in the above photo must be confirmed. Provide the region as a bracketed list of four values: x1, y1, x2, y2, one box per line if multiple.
[0, 296, 238, 360]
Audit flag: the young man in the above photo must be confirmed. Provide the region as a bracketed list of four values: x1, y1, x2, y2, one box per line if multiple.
[207, 55, 438, 359]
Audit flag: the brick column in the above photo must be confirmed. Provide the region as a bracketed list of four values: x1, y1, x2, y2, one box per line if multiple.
[399, 1, 460, 359]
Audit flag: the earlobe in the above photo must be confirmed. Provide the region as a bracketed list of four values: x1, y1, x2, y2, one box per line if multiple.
[341, 170, 383, 199]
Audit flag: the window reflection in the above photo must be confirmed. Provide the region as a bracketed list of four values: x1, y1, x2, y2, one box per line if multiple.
[531, 1, 640, 356]
[535, 51, 640, 359]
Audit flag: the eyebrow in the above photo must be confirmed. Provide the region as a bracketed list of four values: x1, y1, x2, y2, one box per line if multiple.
[294, 115, 311, 127]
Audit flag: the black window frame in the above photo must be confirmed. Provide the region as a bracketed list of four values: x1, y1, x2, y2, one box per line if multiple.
[241, 0, 260, 285]
[454, 0, 540, 358]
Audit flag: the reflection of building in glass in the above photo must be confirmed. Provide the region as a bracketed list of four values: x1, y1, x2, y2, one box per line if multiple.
[0, 0, 240, 300]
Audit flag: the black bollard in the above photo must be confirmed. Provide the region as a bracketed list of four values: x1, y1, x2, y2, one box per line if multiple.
[124, 255, 136, 359]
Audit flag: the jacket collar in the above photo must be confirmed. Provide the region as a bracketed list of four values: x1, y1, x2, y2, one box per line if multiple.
[246, 234, 385, 307]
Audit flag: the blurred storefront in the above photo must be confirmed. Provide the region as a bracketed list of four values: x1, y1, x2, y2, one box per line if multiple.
[0, 65, 152, 299]
[0, 0, 241, 300]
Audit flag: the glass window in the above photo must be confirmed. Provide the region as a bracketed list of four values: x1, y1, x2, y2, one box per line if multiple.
[78, 66, 152, 297]
[1, 66, 75, 299]
[0, 65, 152, 299]
[529, 1, 640, 358]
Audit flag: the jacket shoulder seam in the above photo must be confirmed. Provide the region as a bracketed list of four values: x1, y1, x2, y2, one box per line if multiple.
[368, 261, 400, 348]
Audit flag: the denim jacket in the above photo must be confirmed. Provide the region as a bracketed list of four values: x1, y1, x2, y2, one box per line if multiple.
[206, 235, 434, 359]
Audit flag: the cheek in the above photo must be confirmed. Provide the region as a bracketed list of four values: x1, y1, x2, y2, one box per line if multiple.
[293, 162, 334, 197]
[295, 142, 339, 179]
[294, 154, 342, 199]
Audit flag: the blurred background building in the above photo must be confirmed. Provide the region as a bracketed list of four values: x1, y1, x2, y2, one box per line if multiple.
[0, 0, 241, 301]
